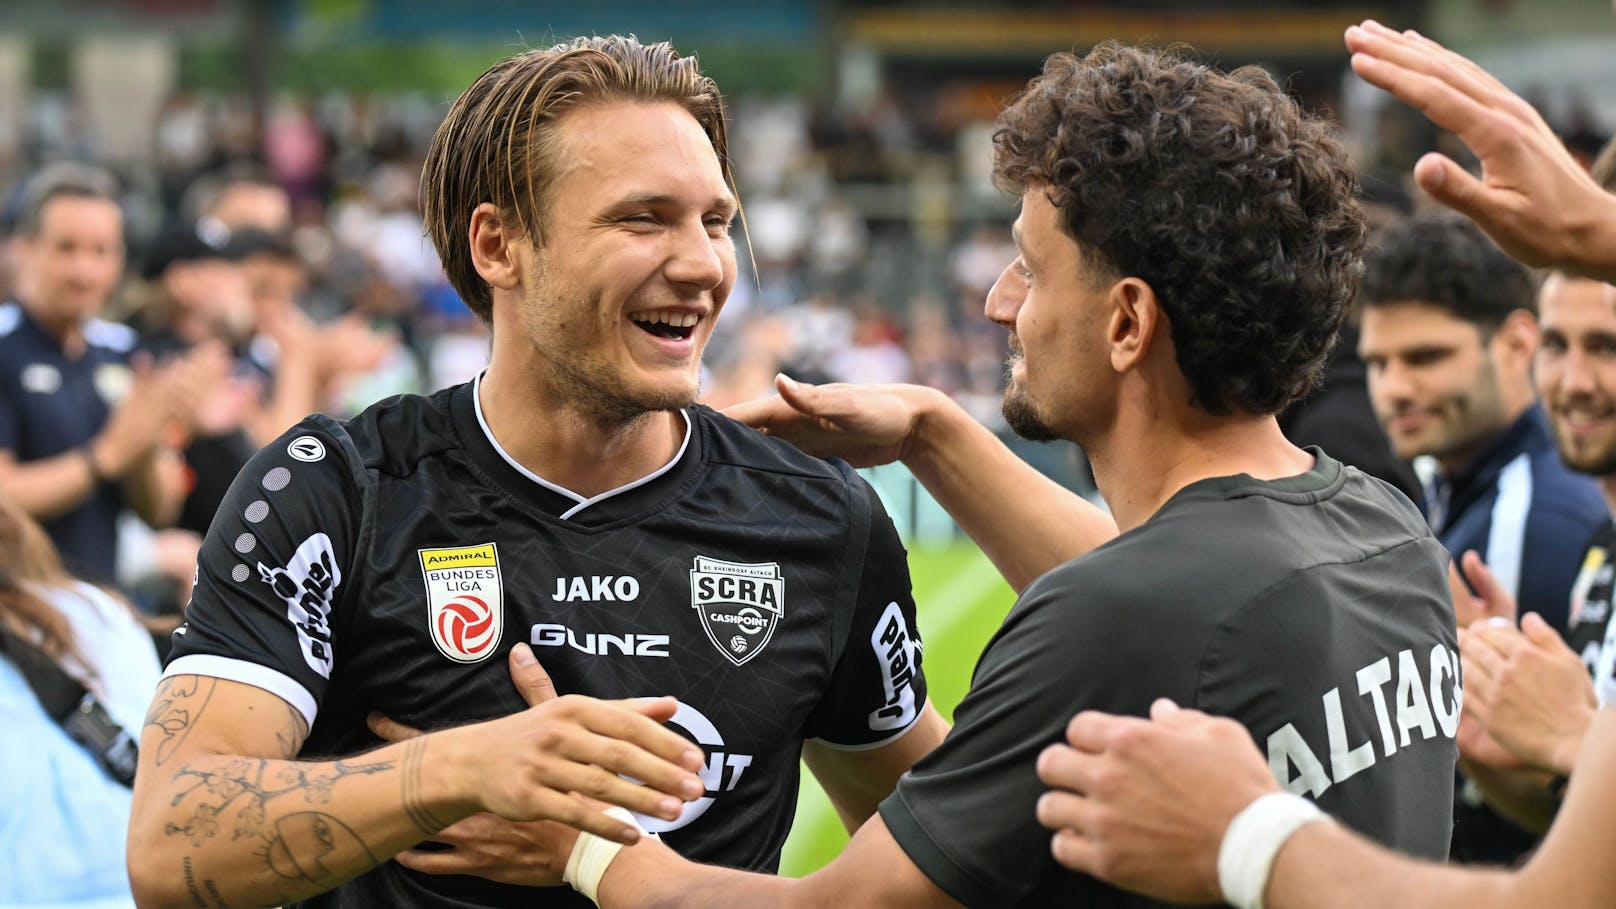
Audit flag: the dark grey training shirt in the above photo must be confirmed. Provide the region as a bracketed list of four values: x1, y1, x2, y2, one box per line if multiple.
[881, 451, 1458, 908]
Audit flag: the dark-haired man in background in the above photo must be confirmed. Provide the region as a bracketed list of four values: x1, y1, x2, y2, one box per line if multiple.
[548, 40, 1459, 909]
[1358, 212, 1608, 865]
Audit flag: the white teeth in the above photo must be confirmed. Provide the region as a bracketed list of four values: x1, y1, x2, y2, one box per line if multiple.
[628, 311, 699, 328]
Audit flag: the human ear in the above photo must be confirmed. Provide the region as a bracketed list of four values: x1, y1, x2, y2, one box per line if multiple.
[1108, 278, 1161, 373]
[468, 202, 522, 292]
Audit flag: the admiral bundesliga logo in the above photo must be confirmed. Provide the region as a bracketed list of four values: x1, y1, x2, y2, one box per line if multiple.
[419, 543, 504, 663]
[690, 556, 784, 666]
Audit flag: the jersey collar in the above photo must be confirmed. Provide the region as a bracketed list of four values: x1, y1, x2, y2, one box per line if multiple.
[464, 370, 697, 523]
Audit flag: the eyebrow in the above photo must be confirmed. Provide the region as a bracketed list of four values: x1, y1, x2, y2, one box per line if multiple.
[611, 192, 737, 215]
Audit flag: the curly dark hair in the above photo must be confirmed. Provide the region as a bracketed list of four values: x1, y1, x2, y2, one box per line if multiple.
[993, 43, 1367, 415]
[1360, 212, 1534, 332]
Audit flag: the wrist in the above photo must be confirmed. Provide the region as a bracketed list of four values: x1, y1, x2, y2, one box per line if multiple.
[902, 386, 965, 468]
[418, 727, 482, 821]
[83, 439, 116, 483]
[1217, 791, 1331, 909]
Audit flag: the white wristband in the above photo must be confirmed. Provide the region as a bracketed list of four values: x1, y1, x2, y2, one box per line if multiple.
[1217, 792, 1330, 909]
[563, 807, 643, 905]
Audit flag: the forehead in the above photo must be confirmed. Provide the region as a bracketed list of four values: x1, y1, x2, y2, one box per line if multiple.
[1360, 301, 1484, 345]
[1013, 186, 1064, 247]
[550, 101, 730, 206]
[36, 194, 121, 236]
[1539, 275, 1616, 332]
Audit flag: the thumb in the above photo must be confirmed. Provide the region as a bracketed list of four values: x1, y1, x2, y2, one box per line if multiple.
[508, 642, 557, 707]
[1413, 152, 1488, 221]
[367, 711, 425, 743]
[774, 373, 822, 415]
[1461, 550, 1517, 622]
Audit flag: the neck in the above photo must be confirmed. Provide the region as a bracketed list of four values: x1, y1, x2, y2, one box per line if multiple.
[1084, 410, 1313, 532]
[1599, 475, 1616, 519]
[1435, 401, 1532, 477]
[477, 362, 685, 499]
[21, 299, 85, 357]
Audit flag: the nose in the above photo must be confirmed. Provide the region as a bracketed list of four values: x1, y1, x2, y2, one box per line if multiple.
[1556, 347, 1600, 396]
[1369, 359, 1415, 410]
[664, 219, 729, 294]
[984, 262, 1025, 329]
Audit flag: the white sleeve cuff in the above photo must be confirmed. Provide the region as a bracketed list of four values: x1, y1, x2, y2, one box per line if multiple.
[162, 655, 318, 731]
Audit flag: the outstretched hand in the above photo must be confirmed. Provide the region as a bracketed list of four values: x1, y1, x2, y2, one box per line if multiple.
[1345, 20, 1616, 283]
[371, 643, 699, 881]
[722, 374, 948, 468]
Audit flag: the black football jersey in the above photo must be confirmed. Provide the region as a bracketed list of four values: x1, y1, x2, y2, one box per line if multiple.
[165, 379, 927, 908]
[1565, 520, 1616, 704]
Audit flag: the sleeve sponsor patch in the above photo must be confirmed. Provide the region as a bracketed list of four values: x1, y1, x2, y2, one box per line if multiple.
[868, 601, 921, 732]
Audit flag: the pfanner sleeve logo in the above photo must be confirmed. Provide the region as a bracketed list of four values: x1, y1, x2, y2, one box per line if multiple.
[256, 532, 343, 678]
[419, 543, 504, 663]
[868, 601, 920, 732]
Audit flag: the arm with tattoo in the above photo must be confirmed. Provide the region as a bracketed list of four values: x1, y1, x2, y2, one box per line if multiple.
[128, 671, 705, 909]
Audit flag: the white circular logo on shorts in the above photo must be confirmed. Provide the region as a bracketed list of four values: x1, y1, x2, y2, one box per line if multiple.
[287, 436, 326, 463]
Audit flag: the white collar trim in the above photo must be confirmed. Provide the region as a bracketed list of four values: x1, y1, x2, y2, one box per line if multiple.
[471, 371, 691, 521]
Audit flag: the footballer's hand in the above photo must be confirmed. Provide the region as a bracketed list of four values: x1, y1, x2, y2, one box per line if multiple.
[372, 644, 703, 846]
[722, 374, 949, 468]
[1344, 20, 1616, 283]
[392, 811, 579, 887]
[1461, 614, 1596, 775]
[1035, 699, 1277, 904]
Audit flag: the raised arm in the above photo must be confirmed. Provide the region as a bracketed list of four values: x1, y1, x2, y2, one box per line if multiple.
[127, 660, 704, 909]
[1343, 21, 1616, 283]
[725, 376, 1116, 592]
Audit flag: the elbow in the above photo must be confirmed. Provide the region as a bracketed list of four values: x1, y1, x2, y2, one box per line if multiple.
[126, 820, 187, 909]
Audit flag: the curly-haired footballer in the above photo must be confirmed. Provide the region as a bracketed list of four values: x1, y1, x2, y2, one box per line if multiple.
[534, 42, 1461, 909]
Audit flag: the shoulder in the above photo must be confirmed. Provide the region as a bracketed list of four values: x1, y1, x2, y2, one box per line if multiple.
[1522, 449, 1608, 518]
[337, 386, 460, 479]
[691, 405, 860, 485]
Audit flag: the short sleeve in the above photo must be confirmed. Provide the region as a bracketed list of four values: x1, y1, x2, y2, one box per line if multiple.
[163, 418, 364, 730]
[804, 479, 928, 749]
[877, 565, 1203, 908]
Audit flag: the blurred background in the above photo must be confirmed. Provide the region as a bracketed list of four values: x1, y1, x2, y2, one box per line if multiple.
[1, 0, 1612, 881]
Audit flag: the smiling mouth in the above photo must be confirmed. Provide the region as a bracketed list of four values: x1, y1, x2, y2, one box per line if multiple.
[630, 311, 698, 341]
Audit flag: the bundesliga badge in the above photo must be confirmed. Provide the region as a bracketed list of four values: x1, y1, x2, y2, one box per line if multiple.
[690, 556, 784, 667]
[418, 543, 504, 663]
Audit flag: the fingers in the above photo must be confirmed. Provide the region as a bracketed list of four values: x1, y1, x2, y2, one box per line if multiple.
[1037, 742, 1098, 795]
[1519, 612, 1571, 654]
[719, 395, 787, 431]
[1148, 698, 1181, 721]
[508, 643, 557, 707]
[616, 695, 680, 725]
[368, 712, 425, 743]
[1049, 827, 1102, 877]
[1460, 551, 1518, 623]
[1036, 787, 1096, 833]
[1064, 710, 1133, 753]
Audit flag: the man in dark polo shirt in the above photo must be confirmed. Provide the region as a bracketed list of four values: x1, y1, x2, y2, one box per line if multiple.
[0, 164, 209, 582]
[534, 42, 1457, 909]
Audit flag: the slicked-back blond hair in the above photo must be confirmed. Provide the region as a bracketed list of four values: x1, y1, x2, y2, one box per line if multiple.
[421, 35, 729, 325]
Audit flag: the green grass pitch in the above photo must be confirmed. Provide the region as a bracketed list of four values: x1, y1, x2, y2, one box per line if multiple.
[778, 540, 1020, 876]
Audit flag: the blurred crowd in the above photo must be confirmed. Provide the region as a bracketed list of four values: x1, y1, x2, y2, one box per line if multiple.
[1, 44, 1615, 907]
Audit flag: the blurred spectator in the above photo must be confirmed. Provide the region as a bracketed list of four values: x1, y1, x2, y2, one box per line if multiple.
[0, 493, 159, 908]
[1359, 213, 1611, 867]
[0, 164, 197, 583]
